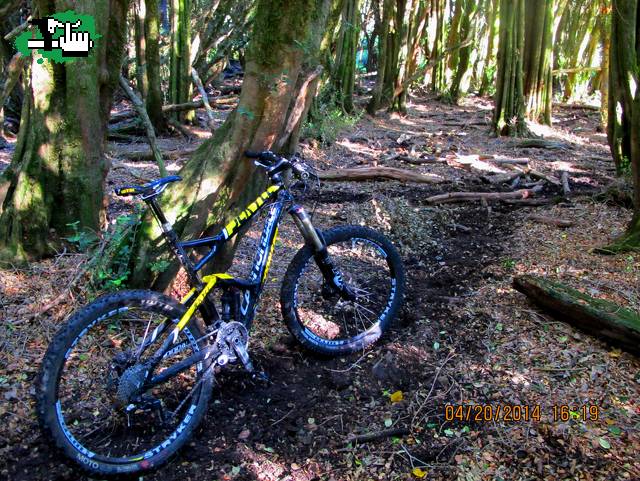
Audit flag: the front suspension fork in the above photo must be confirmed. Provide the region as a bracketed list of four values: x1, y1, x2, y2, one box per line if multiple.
[289, 205, 356, 301]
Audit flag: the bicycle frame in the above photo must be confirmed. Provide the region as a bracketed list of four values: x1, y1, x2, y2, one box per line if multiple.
[140, 181, 328, 386]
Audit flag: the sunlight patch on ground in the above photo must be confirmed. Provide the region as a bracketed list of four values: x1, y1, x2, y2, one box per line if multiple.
[335, 138, 379, 158]
[528, 121, 598, 149]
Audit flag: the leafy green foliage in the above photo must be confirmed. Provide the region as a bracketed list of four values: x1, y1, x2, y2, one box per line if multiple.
[303, 85, 360, 145]
[66, 209, 143, 291]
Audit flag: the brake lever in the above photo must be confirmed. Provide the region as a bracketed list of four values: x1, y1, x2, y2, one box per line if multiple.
[254, 160, 271, 169]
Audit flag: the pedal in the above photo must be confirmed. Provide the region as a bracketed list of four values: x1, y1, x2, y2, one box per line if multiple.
[232, 340, 254, 373]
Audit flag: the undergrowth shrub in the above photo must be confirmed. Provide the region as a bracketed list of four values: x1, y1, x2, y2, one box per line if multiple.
[65, 207, 143, 291]
[303, 84, 360, 145]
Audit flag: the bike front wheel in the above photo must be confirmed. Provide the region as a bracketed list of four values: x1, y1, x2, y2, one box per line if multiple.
[36, 290, 214, 477]
[281, 225, 405, 356]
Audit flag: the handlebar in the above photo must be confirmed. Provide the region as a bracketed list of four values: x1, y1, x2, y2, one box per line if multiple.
[244, 150, 315, 183]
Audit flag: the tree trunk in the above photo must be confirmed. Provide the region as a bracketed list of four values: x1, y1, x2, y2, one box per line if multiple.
[563, 2, 598, 101]
[333, 0, 361, 113]
[366, 0, 381, 72]
[0, 1, 129, 262]
[119, 75, 168, 176]
[144, 0, 167, 132]
[449, 0, 477, 102]
[130, 0, 333, 290]
[598, 3, 611, 130]
[430, 0, 446, 92]
[445, 0, 464, 73]
[604, 0, 640, 251]
[522, 0, 553, 124]
[134, 0, 148, 99]
[388, 0, 412, 113]
[366, 0, 393, 114]
[479, 0, 498, 96]
[492, 0, 527, 137]
[513, 275, 640, 355]
[0, 52, 25, 144]
[169, 0, 193, 123]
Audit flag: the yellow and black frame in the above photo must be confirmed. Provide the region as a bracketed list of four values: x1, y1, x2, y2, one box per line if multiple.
[115, 157, 354, 390]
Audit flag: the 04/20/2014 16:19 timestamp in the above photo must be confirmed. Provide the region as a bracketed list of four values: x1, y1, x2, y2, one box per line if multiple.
[444, 404, 600, 423]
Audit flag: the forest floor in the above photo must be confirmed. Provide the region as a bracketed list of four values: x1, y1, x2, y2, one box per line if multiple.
[1, 88, 639, 481]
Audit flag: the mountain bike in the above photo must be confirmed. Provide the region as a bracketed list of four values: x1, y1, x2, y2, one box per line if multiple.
[36, 151, 405, 477]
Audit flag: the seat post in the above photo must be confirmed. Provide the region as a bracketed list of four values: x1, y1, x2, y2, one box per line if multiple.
[147, 196, 169, 226]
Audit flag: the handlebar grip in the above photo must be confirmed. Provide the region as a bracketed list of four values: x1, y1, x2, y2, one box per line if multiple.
[244, 151, 262, 159]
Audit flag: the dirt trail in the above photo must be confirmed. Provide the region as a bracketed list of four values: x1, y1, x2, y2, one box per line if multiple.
[1, 94, 639, 481]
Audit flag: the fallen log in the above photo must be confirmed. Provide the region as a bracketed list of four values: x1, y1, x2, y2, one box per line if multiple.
[508, 138, 570, 150]
[502, 198, 556, 206]
[426, 185, 543, 204]
[118, 75, 168, 176]
[107, 133, 145, 142]
[109, 119, 144, 135]
[513, 275, 640, 355]
[552, 102, 600, 111]
[318, 167, 444, 184]
[490, 158, 530, 165]
[397, 154, 441, 165]
[109, 95, 237, 123]
[529, 169, 562, 186]
[527, 215, 574, 228]
[481, 172, 522, 185]
[345, 427, 410, 444]
[110, 146, 198, 161]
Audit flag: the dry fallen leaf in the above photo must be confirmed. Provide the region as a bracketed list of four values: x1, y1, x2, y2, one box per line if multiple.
[412, 467, 427, 478]
[390, 390, 404, 403]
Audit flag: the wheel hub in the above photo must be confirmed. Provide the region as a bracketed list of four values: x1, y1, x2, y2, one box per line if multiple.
[115, 363, 148, 407]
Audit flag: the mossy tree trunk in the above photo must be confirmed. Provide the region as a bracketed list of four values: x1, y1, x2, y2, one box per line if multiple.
[389, 0, 428, 113]
[130, 0, 333, 290]
[0, 12, 25, 139]
[522, 0, 553, 125]
[366, 0, 393, 114]
[145, 0, 167, 132]
[332, 0, 361, 113]
[448, 0, 477, 102]
[377, 0, 402, 109]
[0, 0, 129, 262]
[169, 0, 193, 123]
[599, 4, 611, 130]
[365, 0, 381, 72]
[513, 275, 640, 355]
[604, 0, 640, 251]
[445, 0, 464, 75]
[134, 0, 148, 99]
[388, 0, 411, 113]
[492, 0, 527, 137]
[479, 0, 498, 96]
[430, 0, 446, 92]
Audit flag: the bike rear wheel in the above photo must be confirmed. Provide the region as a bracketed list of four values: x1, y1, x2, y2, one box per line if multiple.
[281, 225, 405, 356]
[36, 290, 213, 477]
